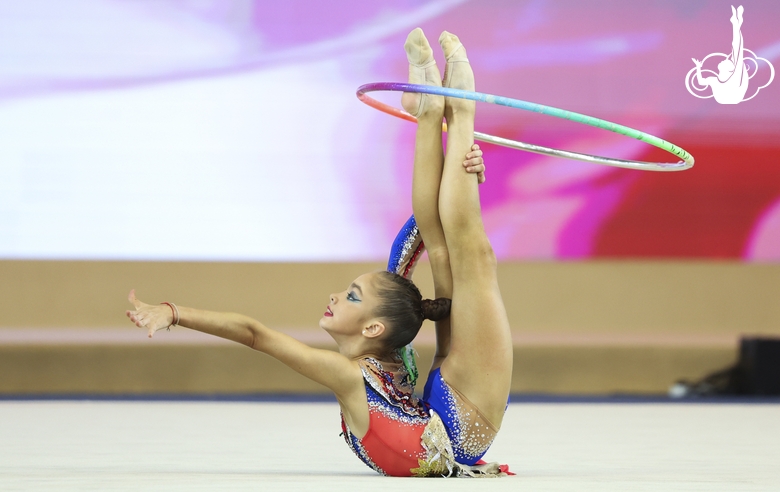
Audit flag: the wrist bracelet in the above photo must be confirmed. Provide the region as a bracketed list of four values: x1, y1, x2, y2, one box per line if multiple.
[161, 302, 179, 331]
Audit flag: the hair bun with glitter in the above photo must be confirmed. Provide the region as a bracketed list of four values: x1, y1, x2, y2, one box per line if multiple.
[421, 298, 451, 321]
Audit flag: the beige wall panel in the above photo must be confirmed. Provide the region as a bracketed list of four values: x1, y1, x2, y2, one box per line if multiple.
[1, 260, 775, 395]
[2, 260, 779, 336]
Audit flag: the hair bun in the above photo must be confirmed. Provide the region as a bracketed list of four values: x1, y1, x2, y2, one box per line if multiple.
[421, 298, 451, 321]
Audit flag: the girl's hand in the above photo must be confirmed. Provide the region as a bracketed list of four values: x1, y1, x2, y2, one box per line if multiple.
[126, 289, 172, 338]
[463, 144, 486, 184]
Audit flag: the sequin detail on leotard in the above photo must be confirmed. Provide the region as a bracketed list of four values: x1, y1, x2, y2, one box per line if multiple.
[340, 356, 430, 476]
[422, 367, 499, 465]
[340, 357, 508, 476]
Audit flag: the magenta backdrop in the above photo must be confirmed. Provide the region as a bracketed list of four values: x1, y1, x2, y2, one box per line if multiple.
[0, 0, 778, 261]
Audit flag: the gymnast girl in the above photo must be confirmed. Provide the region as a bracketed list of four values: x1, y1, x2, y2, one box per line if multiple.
[126, 28, 513, 477]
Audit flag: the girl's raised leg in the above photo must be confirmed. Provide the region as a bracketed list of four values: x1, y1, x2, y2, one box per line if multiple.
[402, 28, 453, 369]
[436, 32, 513, 428]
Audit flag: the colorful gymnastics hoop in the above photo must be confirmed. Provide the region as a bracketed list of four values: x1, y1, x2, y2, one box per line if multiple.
[357, 82, 694, 172]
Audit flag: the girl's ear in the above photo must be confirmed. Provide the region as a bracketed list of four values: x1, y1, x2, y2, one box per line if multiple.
[362, 322, 386, 339]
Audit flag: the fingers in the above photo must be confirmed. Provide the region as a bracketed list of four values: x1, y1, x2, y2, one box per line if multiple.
[126, 290, 146, 327]
[463, 161, 484, 171]
[126, 307, 152, 330]
[463, 162, 485, 174]
[463, 148, 483, 165]
[463, 146, 484, 182]
[126, 291, 165, 338]
[126, 310, 145, 328]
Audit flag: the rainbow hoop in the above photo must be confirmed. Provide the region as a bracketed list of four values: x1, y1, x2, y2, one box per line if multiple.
[357, 82, 694, 172]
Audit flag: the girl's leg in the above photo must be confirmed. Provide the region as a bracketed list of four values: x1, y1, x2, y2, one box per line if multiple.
[402, 28, 453, 369]
[436, 32, 513, 428]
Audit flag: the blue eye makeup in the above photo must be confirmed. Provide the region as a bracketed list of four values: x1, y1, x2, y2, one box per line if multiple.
[347, 292, 360, 302]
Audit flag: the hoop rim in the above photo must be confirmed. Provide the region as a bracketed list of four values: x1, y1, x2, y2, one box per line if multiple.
[357, 82, 694, 172]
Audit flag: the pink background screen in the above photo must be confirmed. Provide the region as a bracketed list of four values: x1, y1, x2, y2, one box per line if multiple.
[0, 0, 778, 261]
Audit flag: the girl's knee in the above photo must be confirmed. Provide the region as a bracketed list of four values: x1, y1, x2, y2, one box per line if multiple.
[453, 239, 496, 269]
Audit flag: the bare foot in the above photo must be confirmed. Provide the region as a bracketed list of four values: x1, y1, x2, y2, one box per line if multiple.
[401, 28, 444, 119]
[439, 31, 475, 116]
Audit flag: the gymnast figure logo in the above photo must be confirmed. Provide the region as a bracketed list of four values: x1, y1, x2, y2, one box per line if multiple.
[685, 5, 774, 104]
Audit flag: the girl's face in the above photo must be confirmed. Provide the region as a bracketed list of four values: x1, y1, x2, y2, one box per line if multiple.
[320, 272, 382, 336]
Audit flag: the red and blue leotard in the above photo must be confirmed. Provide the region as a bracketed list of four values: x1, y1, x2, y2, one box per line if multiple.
[340, 356, 429, 476]
[340, 355, 504, 476]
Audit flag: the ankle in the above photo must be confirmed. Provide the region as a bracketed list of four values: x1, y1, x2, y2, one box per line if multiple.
[413, 92, 445, 118]
[444, 103, 475, 121]
[418, 113, 444, 125]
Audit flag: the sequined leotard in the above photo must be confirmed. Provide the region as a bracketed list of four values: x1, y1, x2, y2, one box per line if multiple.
[340, 355, 500, 476]
[340, 356, 429, 476]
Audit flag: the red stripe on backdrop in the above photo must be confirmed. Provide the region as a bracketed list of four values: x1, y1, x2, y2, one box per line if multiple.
[593, 140, 780, 258]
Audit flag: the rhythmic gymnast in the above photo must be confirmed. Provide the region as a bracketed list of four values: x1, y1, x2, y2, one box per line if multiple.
[126, 28, 513, 477]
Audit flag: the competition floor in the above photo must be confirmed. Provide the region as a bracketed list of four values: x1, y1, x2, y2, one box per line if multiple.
[2, 398, 778, 491]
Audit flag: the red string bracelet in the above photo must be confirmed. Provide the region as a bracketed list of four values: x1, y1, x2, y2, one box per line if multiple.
[160, 302, 179, 331]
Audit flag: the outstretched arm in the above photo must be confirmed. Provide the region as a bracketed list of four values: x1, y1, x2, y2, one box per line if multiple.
[126, 290, 363, 396]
